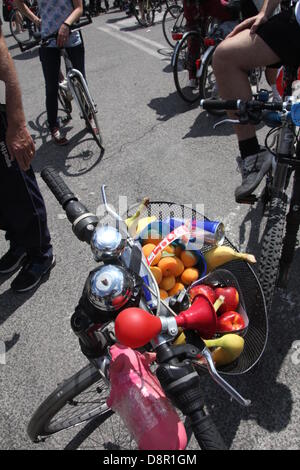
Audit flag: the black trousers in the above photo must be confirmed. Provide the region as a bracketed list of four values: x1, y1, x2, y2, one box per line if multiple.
[39, 43, 85, 131]
[0, 106, 52, 262]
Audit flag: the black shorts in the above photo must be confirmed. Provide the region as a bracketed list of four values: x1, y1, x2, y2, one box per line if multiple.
[256, 9, 300, 67]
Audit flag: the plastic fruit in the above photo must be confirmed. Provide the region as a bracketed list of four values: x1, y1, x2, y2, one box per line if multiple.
[158, 257, 178, 277]
[142, 243, 161, 266]
[125, 198, 150, 234]
[204, 246, 256, 272]
[181, 267, 199, 285]
[136, 216, 157, 235]
[204, 334, 245, 366]
[160, 275, 176, 291]
[215, 286, 239, 314]
[173, 257, 185, 277]
[168, 282, 185, 297]
[150, 266, 163, 285]
[189, 284, 217, 304]
[181, 250, 198, 268]
[217, 311, 245, 332]
[159, 289, 169, 300]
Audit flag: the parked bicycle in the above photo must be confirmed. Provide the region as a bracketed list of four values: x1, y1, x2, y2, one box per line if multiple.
[19, 17, 103, 149]
[200, 80, 300, 311]
[162, 2, 186, 49]
[9, 0, 40, 46]
[26, 167, 267, 449]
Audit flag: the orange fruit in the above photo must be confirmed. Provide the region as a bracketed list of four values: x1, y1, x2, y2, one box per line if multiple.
[173, 257, 185, 277]
[160, 275, 176, 291]
[181, 267, 199, 286]
[168, 282, 185, 297]
[159, 289, 169, 300]
[150, 266, 163, 285]
[158, 257, 178, 277]
[181, 250, 198, 268]
[162, 245, 176, 255]
[142, 230, 162, 246]
[142, 243, 161, 266]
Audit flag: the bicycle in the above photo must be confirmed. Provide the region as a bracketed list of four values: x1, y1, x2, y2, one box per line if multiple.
[19, 16, 103, 149]
[200, 82, 300, 312]
[26, 167, 267, 449]
[9, 0, 40, 46]
[162, 3, 186, 49]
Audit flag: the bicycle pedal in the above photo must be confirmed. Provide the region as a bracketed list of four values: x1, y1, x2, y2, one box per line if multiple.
[237, 195, 258, 205]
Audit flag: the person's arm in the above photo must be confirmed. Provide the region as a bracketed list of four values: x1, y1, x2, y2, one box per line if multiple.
[227, 0, 282, 38]
[0, 27, 35, 171]
[57, 0, 83, 48]
[14, 0, 41, 26]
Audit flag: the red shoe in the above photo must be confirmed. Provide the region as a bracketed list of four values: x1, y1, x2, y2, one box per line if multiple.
[51, 127, 69, 146]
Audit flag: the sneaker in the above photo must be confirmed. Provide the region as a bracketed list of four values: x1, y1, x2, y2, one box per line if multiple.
[0, 248, 27, 275]
[235, 150, 273, 203]
[51, 127, 68, 146]
[11, 256, 56, 293]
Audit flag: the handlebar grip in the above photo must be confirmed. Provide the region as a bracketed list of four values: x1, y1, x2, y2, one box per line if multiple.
[19, 39, 40, 52]
[192, 413, 227, 450]
[41, 167, 77, 208]
[201, 99, 239, 110]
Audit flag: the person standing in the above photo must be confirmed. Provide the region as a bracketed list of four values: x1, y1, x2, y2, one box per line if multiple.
[15, 0, 86, 145]
[0, 17, 54, 292]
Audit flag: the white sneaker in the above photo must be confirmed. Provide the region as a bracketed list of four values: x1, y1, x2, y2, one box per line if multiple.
[59, 78, 68, 91]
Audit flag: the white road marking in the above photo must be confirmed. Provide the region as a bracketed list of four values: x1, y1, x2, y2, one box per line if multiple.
[108, 23, 166, 50]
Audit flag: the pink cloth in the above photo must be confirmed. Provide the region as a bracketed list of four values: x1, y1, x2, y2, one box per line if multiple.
[107, 344, 187, 450]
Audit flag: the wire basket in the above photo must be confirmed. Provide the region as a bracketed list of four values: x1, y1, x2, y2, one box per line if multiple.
[127, 201, 268, 376]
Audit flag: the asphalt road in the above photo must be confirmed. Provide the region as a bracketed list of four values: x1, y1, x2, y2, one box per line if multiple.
[0, 5, 299, 451]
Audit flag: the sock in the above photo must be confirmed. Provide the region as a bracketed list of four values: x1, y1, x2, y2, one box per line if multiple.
[239, 137, 260, 160]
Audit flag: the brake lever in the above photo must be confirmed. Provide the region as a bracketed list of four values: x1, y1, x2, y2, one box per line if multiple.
[193, 344, 251, 407]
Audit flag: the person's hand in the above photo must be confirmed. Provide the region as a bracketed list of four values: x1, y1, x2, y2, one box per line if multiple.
[34, 17, 42, 28]
[57, 23, 70, 48]
[6, 123, 35, 172]
[227, 13, 268, 39]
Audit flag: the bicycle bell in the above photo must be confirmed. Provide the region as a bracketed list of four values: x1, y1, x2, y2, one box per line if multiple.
[91, 225, 126, 262]
[87, 264, 134, 312]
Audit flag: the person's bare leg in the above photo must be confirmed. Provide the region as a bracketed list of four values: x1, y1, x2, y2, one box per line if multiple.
[213, 29, 280, 142]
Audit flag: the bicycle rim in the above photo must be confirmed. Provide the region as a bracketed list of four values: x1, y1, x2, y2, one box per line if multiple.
[10, 10, 34, 45]
[258, 192, 288, 312]
[162, 5, 185, 49]
[72, 78, 103, 149]
[199, 47, 225, 116]
[173, 32, 203, 104]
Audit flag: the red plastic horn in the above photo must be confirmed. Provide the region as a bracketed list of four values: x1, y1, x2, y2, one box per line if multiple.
[115, 308, 162, 349]
[176, 294, 217, 339]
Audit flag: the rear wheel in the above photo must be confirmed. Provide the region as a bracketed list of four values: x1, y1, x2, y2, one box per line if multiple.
[162, 5, 185, 49]
[173, 31, 204, 104]
[258, 192, 288, 311]
[10, 9, 38, 45]
[71, 77, 103, 149]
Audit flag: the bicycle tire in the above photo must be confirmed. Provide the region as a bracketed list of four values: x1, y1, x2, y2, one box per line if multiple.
[27, 363, 112, 442]
[173, 31, 204, 104]
[133, 0, 155, 27]
[71, 77, 103, 149]
[162, 5, 185, 49]
[199, 46, 225, 116]
[10, 9, 36, 45]
[258, 191, 288, 312]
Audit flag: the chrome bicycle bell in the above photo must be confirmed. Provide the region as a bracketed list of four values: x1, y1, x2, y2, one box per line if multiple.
[87, 264, 134, 312]
[91, 225, 126, 261]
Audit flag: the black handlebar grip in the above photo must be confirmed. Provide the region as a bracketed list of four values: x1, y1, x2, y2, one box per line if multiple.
[19, 39, 40, 52]
[191, 413, 227, 450]
[201, 99, 239, 110]
[41, 167, 77, 208]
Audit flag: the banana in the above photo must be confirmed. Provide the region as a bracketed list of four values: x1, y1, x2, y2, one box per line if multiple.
[205, 334, 245, 366]
[204, 246, 256, 272]
[125, 197, 150, 236]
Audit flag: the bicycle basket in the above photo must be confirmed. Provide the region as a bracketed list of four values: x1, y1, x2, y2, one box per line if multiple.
[126, 201, 268, 376]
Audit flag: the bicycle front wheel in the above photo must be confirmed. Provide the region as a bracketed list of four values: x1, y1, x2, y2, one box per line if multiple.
[173, 31, 204, 103]
[27, 363, 138, 449]
[133, 0, 155, 27]
[162, 5, 185, 49]
[10, 9, 36, 45]
[258, 191, 288, 312]
[71, 77, 103, 149]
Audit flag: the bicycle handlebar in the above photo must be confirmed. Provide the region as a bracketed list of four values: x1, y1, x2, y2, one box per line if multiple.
[200, 98, 284, 112]
[19, 14, 92, 52]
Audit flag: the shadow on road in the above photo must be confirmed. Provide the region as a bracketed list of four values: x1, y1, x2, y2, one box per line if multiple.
[12, 48, 39, 61]
[28, 111, 104, 177]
